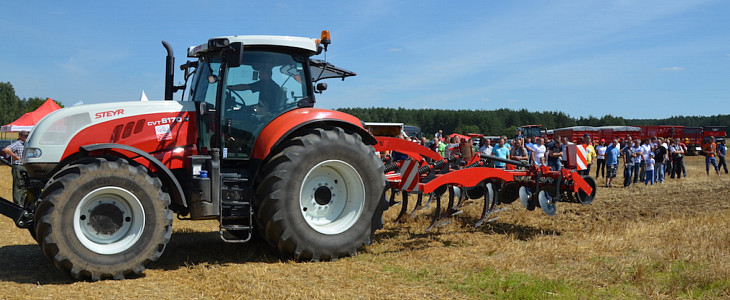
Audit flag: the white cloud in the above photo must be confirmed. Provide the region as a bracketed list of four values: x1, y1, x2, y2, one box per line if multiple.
[661, 66, 684, 71]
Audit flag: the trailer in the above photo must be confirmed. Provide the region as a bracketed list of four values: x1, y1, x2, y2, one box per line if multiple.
[552, 126, 600, 143]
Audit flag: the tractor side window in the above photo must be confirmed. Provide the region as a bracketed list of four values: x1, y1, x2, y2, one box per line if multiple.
[190, 57, 221, 152]
[190, 58, 221, 109]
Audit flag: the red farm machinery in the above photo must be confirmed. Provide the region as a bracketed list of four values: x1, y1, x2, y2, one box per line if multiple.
[0, 31, 597, 281]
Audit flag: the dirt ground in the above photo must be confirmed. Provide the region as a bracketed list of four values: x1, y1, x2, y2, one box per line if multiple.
[0, 156, 728, 299]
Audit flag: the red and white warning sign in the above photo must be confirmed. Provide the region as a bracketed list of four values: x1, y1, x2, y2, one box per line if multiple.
[399, 158, 420, 191]
[575, 144, 588, 170]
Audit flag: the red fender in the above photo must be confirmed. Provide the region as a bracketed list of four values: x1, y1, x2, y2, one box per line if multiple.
[252, 108, 369, 160]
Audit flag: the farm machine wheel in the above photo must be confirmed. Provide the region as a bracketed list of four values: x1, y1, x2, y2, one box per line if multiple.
[255, 127, 387, 261]
[576, 175, 597, 205]
[34, 157, 173, 280]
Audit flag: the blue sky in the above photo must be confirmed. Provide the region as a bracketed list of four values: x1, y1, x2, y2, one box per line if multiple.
[1, 0, 728, 119]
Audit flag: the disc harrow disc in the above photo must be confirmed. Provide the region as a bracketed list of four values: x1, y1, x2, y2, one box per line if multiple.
[538, 187, 557, 216]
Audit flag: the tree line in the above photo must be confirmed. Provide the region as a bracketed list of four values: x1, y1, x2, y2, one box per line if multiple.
[0, 82, 63, 125]
[2, 80, 727, 136]
[337, 107, 730, 138]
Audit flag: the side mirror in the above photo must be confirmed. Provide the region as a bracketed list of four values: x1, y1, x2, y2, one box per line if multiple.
[226, 42, 244, 68]
[315, 82, 328, 94]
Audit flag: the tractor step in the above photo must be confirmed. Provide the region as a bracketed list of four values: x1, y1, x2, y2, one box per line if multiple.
[219, 185, 253, 243]
[221, 224, 252, 230]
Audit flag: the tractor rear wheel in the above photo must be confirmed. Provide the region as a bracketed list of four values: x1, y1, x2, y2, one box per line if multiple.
[34, 157, 173, 280]
[255, 127, 386, 261]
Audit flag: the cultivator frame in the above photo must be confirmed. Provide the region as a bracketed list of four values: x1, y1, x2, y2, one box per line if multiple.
[374, 137, 597, 229]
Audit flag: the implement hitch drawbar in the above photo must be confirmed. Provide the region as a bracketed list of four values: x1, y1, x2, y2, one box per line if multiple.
[0, 157, 32, 228]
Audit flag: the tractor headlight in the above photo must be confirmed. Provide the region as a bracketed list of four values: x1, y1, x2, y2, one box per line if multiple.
[24, 148, 42, 159]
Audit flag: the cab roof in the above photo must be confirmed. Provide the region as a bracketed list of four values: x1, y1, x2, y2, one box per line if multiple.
[187, 35, 319, 57]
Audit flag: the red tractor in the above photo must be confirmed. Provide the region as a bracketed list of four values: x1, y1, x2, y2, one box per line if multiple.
[0, 31, 388, 280]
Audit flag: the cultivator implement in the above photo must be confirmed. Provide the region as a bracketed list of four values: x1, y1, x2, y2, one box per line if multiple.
[374, 137, 597, 229]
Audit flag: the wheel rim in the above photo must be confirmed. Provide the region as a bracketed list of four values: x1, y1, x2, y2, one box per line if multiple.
[299, 160, 365, 235]
[73, 187, 146, 255]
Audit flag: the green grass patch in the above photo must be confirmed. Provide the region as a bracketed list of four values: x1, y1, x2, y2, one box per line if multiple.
[450, 268, 586, 299]
[383, 264, 594, 299]
[650, 260, 730, 298]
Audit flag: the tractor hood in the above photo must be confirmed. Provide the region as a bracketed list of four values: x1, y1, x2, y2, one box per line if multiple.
[23, 101, 197, 165]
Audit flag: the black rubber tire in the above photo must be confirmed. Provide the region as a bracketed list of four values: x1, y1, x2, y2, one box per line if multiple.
[576, 175, 597, 205]
[255, 127, 387, 261]
[34, 157, 173, 280]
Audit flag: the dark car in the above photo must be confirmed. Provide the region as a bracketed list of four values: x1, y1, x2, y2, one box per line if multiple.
[403, 125, 422, 139]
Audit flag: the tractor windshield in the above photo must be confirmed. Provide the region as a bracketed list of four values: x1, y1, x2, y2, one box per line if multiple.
[190, 50, 312, 159]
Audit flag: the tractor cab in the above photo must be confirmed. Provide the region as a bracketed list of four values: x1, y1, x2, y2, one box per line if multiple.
[180, 33, 353, 160]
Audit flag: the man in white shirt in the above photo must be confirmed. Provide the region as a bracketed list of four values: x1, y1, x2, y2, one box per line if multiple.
[479, 139, 493, 157]
[532, 138, 547, 166]
[595, 139, 607, 178]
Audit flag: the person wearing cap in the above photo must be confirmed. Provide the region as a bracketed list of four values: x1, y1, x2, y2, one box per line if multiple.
[3, 130, 29, 206]
[595, 139, 607, 178]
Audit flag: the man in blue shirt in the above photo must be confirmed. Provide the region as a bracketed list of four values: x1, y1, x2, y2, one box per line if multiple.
[604, 139, 621, 188]
[491, 138, 510, 168]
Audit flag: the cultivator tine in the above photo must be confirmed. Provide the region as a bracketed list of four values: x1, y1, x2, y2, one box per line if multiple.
[444, 186, 462, 218]
[409, 193, 425, 217]
[422, 192, 434, 208]
[426, 192, 443, 231]
[454, 187, 466, 210]
[395, 190, 410, 223]
[475, 182, 496, 227]
[388, 188, 400, 206]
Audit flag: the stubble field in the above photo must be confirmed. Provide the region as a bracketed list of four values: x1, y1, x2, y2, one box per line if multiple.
[0, 156, 728, 299]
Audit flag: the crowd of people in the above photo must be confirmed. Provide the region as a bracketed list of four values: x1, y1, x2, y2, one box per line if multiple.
[403, 128, 728, 189]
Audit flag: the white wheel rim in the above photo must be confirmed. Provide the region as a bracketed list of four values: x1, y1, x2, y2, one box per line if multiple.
[73, 187, 146, 254]
[299, 160, 365, 235]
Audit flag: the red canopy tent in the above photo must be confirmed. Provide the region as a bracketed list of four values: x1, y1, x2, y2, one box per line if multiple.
[1, 98, 62, 133]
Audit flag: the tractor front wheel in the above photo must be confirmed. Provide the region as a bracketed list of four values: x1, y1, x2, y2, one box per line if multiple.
[255, 127, 386, 261]
[34, 157, 173, 280]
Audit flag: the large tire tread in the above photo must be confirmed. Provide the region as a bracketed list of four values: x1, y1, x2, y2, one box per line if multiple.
[34, 157, 172, 281]
[255, 127, 386, 261]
